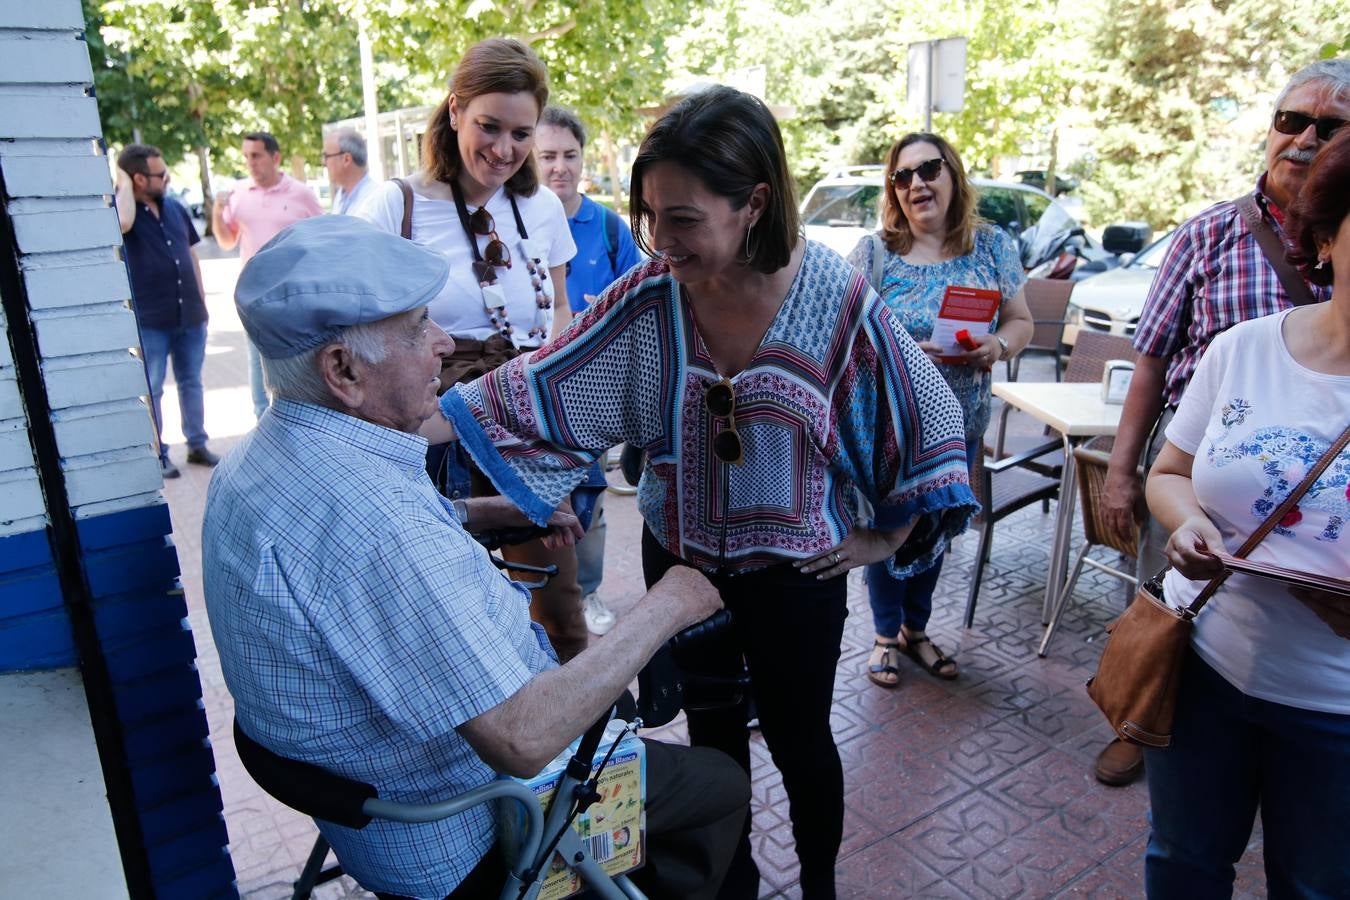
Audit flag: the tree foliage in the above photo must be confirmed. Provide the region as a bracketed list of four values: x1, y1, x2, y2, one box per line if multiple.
[85, 0, 1350, 231]
[363, 0, 692, 148]
[88, 0, 421, 184]
[664, 0, 1083, 200]
[1078, 0, 1350, 228]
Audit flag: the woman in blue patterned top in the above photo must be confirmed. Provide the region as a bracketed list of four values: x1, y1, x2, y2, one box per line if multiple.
[847, 133, 1033, 687]
[431, 92, 979, 899]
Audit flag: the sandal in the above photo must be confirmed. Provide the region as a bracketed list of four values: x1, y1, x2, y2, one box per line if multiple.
[902, 634, 959, 680]
[867, 640, 902, 688]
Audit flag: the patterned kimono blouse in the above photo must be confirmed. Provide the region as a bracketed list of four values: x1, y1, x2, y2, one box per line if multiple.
[443, 242, 978, 577]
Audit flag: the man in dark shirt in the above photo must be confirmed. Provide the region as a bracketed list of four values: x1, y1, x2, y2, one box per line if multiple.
[115, 144, 219, 478]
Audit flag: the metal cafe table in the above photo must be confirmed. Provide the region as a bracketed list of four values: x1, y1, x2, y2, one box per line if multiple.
[989, 381, 1123, 636]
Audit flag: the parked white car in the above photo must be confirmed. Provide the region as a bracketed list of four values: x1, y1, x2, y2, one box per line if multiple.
[1063, 230, 1175, 346]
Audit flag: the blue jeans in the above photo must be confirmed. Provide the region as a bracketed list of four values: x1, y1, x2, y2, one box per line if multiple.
[1144, 649, 1350, 898]
[247, 338, 269, 420]
[575, 494, 606, 596]
[866, 437, 977, 637]
[140, 322, 208, 457]
[574, 463, 609, 596]
[866, 553, 943, 635]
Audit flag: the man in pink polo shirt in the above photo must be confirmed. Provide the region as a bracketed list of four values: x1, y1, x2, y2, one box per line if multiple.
[212, 130, 323, 418]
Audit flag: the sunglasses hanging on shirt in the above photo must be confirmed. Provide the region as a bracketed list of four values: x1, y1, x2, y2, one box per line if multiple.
[451, 179, 514, 341]
[704, 377, 744, 466]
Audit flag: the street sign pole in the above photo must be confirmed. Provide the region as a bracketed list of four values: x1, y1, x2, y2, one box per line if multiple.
[909, 37, 967, 132]
[926, 42, 936, 131]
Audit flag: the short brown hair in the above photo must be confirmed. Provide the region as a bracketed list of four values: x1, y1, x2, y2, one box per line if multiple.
[1287, 129, 1350, 288]
[243, 131, 280, 155]
[879, 132, 980, 258]
[421, 38, 548, 196]
[629, 86, 799, 274]
[117, 143, 162, 177]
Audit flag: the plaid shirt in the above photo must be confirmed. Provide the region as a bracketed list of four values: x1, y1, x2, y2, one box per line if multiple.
[1133, 176, 1331, 406]
[202, 399, 555, 898]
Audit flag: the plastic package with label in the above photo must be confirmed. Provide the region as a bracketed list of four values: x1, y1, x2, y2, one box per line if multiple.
[497, 719, 646, 900]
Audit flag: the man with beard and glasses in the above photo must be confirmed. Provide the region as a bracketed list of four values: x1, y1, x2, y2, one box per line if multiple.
[115, 143, 219, 478]
[1092, 57, 1348, 788]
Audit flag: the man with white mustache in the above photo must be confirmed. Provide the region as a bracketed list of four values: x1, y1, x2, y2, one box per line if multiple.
[1093, 57, 1349, 788]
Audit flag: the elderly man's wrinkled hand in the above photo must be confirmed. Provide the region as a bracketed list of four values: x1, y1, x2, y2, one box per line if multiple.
[1291, 586, 1350, 640]
[539, 503, 584, 549]
[653, 565, 724, 634]
[466, 496, 584, 547]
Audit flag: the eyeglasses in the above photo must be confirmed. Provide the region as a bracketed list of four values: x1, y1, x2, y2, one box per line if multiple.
[889, 157, 944, 189]
[1272, 110, 1348, 142]
[704, 378, 743, 465]
[468, 206, 512, 269]
[319, 151, 345, 162]
[144, 170, 169, 182]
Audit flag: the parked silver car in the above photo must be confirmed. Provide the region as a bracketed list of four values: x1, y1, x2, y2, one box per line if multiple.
[1063, 230, 1175, 346]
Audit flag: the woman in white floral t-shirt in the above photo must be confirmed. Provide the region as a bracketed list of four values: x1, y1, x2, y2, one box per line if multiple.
[1142, 130, 1350, 896]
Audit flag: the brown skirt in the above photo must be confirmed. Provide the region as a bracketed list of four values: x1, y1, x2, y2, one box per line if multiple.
[437, 333, 521, 393]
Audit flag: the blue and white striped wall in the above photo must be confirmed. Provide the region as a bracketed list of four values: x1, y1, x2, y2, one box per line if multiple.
[0, 0, 235, 896]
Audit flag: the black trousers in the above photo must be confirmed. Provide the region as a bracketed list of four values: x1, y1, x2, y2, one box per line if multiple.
[643, 529, 847, 900]
[377, 739, 748, 900]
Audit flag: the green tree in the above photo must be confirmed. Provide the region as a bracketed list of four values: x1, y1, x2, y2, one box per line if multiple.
[364, 0, 694, 207]
[665, 0, 1085, 200]
[1080, 0, 1350, 228]
[87, 0, 420, 223]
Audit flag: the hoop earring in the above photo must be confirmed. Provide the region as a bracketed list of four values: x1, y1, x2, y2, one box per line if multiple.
[743, 223, 758, 262]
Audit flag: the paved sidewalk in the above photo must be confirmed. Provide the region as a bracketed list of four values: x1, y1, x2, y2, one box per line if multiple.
[160, 246, 1267, 898]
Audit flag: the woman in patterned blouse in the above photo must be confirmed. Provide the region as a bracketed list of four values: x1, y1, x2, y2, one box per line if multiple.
[847, 133, 1033, 688]
[431, 88, 978, 898]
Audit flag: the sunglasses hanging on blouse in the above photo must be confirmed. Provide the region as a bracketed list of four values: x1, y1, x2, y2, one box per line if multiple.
[451, 180, 514, 341]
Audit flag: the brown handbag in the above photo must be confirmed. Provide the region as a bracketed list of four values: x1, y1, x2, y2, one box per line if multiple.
[1086, 422, 1350, 748]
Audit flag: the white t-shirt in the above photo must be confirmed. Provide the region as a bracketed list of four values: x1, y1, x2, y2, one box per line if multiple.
[1163, 308, 1350, 714]
[358, 180, 576, 349]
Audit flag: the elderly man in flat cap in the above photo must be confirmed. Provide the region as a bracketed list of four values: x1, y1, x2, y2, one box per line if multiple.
[202, 217, 747, 900]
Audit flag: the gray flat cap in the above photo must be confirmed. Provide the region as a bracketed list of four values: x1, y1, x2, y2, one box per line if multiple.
[235, 216, 449, 359]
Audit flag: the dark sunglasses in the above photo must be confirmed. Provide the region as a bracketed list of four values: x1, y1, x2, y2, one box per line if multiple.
[705, 378, 743, 465]
[468, 207, 512, 269]
[1272, 110, 1347, 142]
[890, 157, 944, 189]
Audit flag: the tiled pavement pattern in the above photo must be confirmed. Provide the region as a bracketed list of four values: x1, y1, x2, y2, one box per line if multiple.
[165, 247, 1268, 898]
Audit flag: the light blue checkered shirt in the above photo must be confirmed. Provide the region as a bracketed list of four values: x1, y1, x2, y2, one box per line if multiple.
[203, 399, 557, 898]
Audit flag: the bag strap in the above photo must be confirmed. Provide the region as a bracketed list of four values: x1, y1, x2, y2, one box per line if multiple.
[392, 177, 414, 240]
[866, 232, 884, 297]
[603, 206, 620, 275]
[1233, 192, 1316, 306]
[1186, 421, 1350, 613]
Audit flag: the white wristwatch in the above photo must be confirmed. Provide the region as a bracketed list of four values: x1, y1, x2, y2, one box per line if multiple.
[452, 498, 469, 526]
